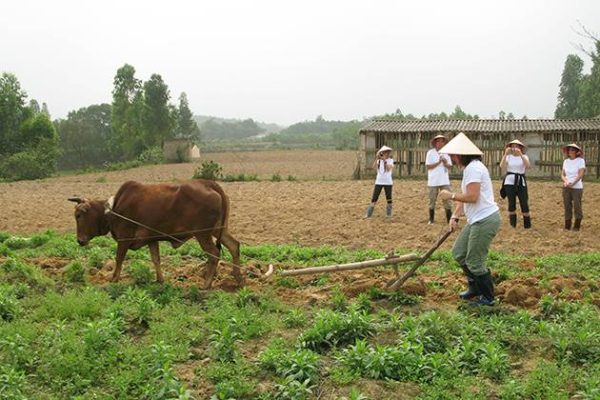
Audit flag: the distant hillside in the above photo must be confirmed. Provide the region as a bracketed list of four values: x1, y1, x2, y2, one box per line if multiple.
[194, 115, 284, 135]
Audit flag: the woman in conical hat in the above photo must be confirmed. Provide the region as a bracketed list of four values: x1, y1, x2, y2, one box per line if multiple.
[560, 143, 586, 231]
[364, 145, 394, 219]
[437, 133, 500, 306]
[500, 139, 531, 229]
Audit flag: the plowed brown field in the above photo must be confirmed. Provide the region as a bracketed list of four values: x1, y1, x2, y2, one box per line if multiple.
[1, 149, 598, 256]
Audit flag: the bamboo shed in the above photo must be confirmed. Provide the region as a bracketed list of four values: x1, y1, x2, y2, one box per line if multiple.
[358, 119, 600, 179]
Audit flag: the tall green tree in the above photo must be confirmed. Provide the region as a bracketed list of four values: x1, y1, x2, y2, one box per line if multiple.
[175, 92, 200, 141]
[111, 64, 143, 159]
[555, 54, 584, 118]
[577, 40, 600, 118]
[55, 103, 112, 169]
[142, 73, 174, 148]
[0, 73, 29, 156]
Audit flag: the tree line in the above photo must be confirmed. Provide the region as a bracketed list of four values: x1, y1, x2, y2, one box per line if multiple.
[0, 64, 201, 179]
[555, 29, 600, 118]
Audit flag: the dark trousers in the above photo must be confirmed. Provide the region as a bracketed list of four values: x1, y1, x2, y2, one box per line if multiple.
[503, 184, 529, 213]
[563, 188, 583, 220]
[371, 184, 393, 204]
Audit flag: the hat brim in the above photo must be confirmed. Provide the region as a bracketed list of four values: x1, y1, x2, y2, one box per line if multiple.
[430, 135, 448, 145]
[561, 145, 583, 157]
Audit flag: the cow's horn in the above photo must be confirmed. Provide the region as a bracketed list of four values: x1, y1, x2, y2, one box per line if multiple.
[68, 196, 85, 204]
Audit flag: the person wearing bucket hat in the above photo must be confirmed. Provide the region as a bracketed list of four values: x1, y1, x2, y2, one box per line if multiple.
[425, 135, 453, 225]
[500, 139, 532, 229]
[561, 143, 586, 231]
[364, 145, 394, 219]
[437, 133, 500, 306]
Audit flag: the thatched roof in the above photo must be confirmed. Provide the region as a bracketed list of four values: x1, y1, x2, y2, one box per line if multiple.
[360, 118, 600, 134]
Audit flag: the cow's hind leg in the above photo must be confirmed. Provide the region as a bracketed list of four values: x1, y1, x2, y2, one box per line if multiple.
[148, 242, 164, 283]
[112, 242, 129, 282]
[196, 234, 220, 289]
[220, 230, 243, 285]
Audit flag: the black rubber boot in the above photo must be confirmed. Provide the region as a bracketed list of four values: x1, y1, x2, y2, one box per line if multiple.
[428, 209, 435, 224]
[445, 209, 453, 223]
[509, 214, 517, 228]
[459, 265, 480, 300]
[573, 218, 582, 231]
[471, 272, 495, 306]
[523, 216, 531, 229]
[564, 219, 572, 230]
[386, 204, 393, 218]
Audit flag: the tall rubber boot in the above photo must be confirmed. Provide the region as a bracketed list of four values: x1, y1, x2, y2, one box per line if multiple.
[573, 218, 582, 231]
[523, 216, 531, 229]
[364, 205, 374, 219]
[428, 209, 435, 224]
[459, 265, 480, 300]
[445, 209, 453, 223]
[509, 214, 517, 228]
[564, 219, 572, 230]
[471, 272, 495, 306]
[386, 204, 393, 218]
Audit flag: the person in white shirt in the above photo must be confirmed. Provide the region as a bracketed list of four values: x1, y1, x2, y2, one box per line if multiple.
[438, 133, 500, 306]
[499, 139, 531, 229]
[365, 146, 394, 219]
[425, 135, 453, 224]
[561, 143, 586, 231]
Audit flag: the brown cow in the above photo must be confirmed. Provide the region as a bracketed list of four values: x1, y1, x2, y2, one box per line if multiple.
[68, 179, 241, 289]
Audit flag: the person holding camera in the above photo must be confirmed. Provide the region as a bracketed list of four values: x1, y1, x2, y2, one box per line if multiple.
[365, 145, 394, 219]
[499, 139, 531, 228]
[426, 134, 453, 224]
[561, 143, 586, 231]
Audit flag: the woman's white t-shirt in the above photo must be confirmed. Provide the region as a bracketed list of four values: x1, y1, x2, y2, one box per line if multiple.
[504, 154, 529, 186]
[375, 158, 394, 185]
[426, 149, 451, 187]
[562, 157, 586, 189]
[461, 160, 499, 224]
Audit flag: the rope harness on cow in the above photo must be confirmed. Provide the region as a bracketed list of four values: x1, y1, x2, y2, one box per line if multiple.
[104, 208, 252, 271]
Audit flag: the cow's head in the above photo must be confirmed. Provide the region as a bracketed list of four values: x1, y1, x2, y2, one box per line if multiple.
[68, 197, 109, 246]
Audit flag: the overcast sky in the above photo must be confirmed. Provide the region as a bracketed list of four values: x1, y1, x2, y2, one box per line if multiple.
[1, 0, 599, 126]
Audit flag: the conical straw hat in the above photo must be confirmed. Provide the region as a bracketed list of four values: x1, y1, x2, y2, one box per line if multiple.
[561, 143, 583, 156]
[439, 132, 482, 155]
[430, 134, 448, 146]
[377, 145, 393, 155]
[506, 139, 526, 148]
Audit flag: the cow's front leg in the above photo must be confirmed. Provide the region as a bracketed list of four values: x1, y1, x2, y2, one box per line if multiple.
[112, 242, 129, 282]
[148, 242, 164, 283]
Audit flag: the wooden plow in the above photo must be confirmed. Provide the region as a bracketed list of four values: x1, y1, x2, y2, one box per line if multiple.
[264, 229, 453, 290]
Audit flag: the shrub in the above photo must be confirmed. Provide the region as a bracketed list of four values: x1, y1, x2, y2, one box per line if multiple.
[3, 236, 33, 250]
[283, 309, 306, 328]
[193, 160, 222, 180]
[137, 146, 164, 164]
[64, 260, 86, 283]
[0, 365, 27, 399]
[298, 308, 374, 352]
[271, 173, 282, 182]
[275, 377, 314, 400]
[129, 260, 154, 286]
[0, 286, 20, 321]
[260, 341, 320, 385]
[209, 325, 240, 362]
[0, 149, 53, 181]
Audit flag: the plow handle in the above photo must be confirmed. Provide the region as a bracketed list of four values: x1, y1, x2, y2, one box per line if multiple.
[386, 229, 453, 290]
